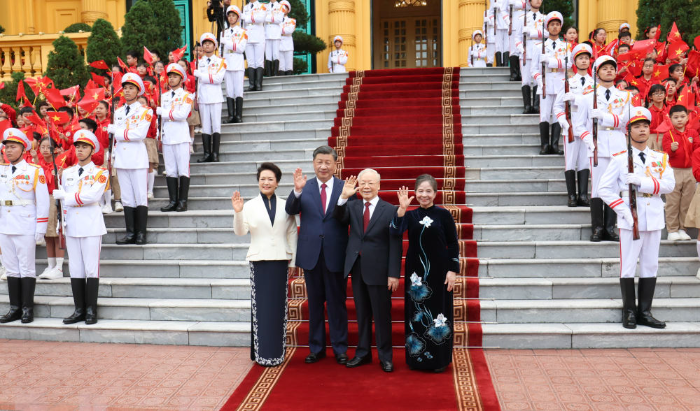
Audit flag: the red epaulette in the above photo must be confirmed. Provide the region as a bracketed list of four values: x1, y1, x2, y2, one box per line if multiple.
[612, 150, 627, 157]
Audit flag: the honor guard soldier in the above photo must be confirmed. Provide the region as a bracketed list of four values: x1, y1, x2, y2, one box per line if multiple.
[488, 0, 509, 67]
[597, 107, 674, 330]
[507, 0, 527, 80]
[468, 31, 489, 68]
[532, 11, 571, 156]
[157, 63, 193, 213]
[195, 32, 227, 163]
[555, 43, 593, 207]
[514, 0, 545, 114]
[107, 73, 152, 246]
[574, 56, 633, 242]
[264, 0, 284, 76]
[328, 36, 348, 73]
[279, 1, 296, 75]
[0, 128, 49, 324]
[221, 5, 248, 124]
[52, 130, 108, 325]
[243, 0, 267, 91]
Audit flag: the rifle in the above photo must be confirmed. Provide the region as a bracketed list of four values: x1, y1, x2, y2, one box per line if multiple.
[592, 68, 599, 166]
[494, 7, 498, 36]
[47, 117, 66, 250]
[509, 5, 513, 36]
[627, 104, 640, 240]
[541, 16, 546, 99]
[522, 11, 527, 66]
[471, 38, 474, 67]
[484, 10, 488, 44]
[564, 55, 574, 143]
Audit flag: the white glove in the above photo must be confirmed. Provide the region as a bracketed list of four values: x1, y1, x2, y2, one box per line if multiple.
[583, 134, 595, 153]
[107, 124, 115, 134]
[529, 28, 540, 39]
[563, 92, 576, 102]
[558, 116, 569, 132]
[536, 75, 543, 90]
[517, 44, 524, 55]
[591, 108, 606, 120]
[540, 53, 550, 63]
[35, 231, 45, 243]
[620, 207, 635, 227]
[156, 107, 164, 116]
[625, 173, 642, 186]
[52, 189, 66, 200]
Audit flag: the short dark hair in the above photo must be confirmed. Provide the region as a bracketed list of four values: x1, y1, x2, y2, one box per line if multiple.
[20, 107, 35, 116]
[669, 105, 688, 116]
[669, 64, 683, 74]
[144, 76, 157, 85]
[625, 85, 639, 92]
[617, 44, 630, 52]
[643, 57, 655, 64]
[58, 106, 74, 118]
[649, 84, 666, 96]
[137, 62, 149, 69]
[312, 145, 337, 161]
[663, 77, 676, 84]
[38, 101, 49, 109]
[415, 174, 437, 191]
[33, 132, 41, 141]
[257, 162, 282, 182]
[79, 118, 97, 132]
[618, 31, 631, 40]
[99, 100, 110, 111]
[126, 50, 139, 59]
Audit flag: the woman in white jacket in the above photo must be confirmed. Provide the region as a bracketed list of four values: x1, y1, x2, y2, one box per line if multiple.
[328, 35, 348, 73]
[232, 162, 298, 367]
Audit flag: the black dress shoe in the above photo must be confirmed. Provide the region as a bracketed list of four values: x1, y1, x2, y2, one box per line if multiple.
[346, 356, 372, 368]
[380, 360, 394, 372]
[335, 353, 348, 365]
[305, 351, 327, 364]
[434, 366, 447, 373]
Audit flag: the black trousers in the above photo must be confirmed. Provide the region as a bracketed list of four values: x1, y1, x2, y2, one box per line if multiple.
[304, 247, 349, 355]
[350, 257, 393, 362]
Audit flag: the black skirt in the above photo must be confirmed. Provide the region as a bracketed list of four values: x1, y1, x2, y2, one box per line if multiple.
[250, 260, 288, 366]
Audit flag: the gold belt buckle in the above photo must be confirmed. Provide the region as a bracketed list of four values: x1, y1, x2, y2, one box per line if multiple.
[4, 200, 12, 206]
[643, 193, 653, 198]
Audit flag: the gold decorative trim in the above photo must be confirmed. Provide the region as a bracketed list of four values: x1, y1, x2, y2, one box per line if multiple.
[341, 116, 353, 127]
[352, 77, 363, 86]
[343, 108, 355, 118]
[443, 177, 456, 191]
[355, 70, 365, 78]
[236, 345, 297, 411]
[442, 190, 456, 205]
[444, 205, 462, 223]
[453, 348, 486, 411]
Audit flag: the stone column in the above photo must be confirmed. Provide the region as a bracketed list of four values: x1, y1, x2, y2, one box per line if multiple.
[597, 0, 626, 41]
[328, 0, 356, 71]
[82, 0, 108, 25]
[458, 0, 486, 67]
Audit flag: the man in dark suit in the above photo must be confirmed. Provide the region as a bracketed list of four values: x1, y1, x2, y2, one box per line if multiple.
[286, 146, 351, 365]
[333, 169, 402, 372]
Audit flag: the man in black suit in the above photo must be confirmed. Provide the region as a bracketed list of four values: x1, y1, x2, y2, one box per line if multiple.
[333, 169, 402, 372]
[286, 146, 350, 365]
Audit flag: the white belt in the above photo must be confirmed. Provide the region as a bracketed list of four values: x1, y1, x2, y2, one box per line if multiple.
[68, 202, 100, 208]
[0, 199, 35, 206]
[621, 191, 654, 198]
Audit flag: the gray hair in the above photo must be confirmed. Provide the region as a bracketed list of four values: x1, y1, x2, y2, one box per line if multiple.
[357, 168, 381, 182]
[312, 145, 338, 161]
[415, 174, 437, 191]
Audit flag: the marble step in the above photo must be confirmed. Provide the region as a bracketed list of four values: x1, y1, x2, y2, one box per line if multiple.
[190, 148, 313, 164]
[458, 82, 525, 91]
[0, 318, 249, 346]
[464, 144, 562, 156]
[32, 259, 250, 279]
[216, 127, 330, 141]
[465, 154, 564, 168]
[196, 137, 326, 152]
[103, 228, 247, 245]
[464, 133, 556, 145]
[239, 87, 520, 102]
[239, 103, 534, 118]
[220, 119, 333, 133]
[467, 166, 565, 181]
[240, 78, 346, 91]
[482, 322, 700, 349]
[36, 243, 249, 261]
[477, 241, 697, 259]
[468, 192, 573, 207]
[461, 96, 523, 107]
[183, 160, 312, 174]
[244, 94, 341, 108]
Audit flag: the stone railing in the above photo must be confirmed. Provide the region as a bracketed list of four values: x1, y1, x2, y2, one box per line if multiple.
[0, 32, 91, 82]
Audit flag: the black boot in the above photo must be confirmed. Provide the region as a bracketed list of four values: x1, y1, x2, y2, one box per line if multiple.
[247, 68, 256, 91]
[509, 55, 519, 81]
[620, 278, 637, 329]
[503, 52, 510, 68]
[564, 170, 577, 207]
[20, 277, 35, 323]
[539, 122, 551, 155]
[212, 132, 221, 162]
[176, 176, 190, 212]
[255, 67, 263, 91]
[226, 98, 236, 123]
[531, 86, 540, 114]
[116, 207, 137, 245]
[603, 205, 620, 241]
[550, 123, 564, 155]
[286, 70, 293, 76]
[264, 60, 271, 77]
[0, 277, 22, 323]
[273, 60, 280, 76]
[495, 52, 502, 67]
[85, 278, 99, 325]
[590, 198, 605, 242]
[637, 278, 665, 328]
[521, 85, 532, 114]
[160, 177, 179, 212]
[235, 97, 244, 123]
[577, 170, 591, 207]
[197, 134, 213, 163]
[63, 278, 86, 324]
[135, 205, 148, 245]
[515, 56, 522, 81]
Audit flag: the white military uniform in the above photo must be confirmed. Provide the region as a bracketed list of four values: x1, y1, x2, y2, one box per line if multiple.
[598, 147, 674, 278]
[0, 159, 49, 278]
[222, 25, 248, 98]
[488, 0, 509, 55]
[554, 72, 594, 171]
[468, 43, 489, 68]
[514, 9, 545, 87]
[264, 0, 284, 62]
[482, 10, 496, 64]
[243, 0, 267, 69]
[114, 101, 152, 207]
[328, 49, 348, 73]
[508, 0, 527, 57]
[532, 38, 572, 123]
[160, 88, 193, 178]
[575, 85, 632, 197]
[280, 16, 296, 72]
[60, 162, 108, 279]
[195, 54, 227, 134]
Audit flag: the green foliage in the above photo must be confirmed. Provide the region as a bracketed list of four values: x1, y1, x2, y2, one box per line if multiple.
[44, 36, 90, 90]
[0, 25, 5, 34]
[0, 72, 37, 113]
[293, 57, 308, 74]
[86, 19, 122, 74]
[541, 0, 574, 33]
[64, 22, 92, 33]
[121, 0, 158, 58]
[293, 31, 326, 55]
[287, 0, 308, 28]
[148, 0, 183, 57]
[636, 0, 700, 43]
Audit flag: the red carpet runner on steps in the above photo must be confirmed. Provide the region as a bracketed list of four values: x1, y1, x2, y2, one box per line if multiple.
[222, 68, 500, 411]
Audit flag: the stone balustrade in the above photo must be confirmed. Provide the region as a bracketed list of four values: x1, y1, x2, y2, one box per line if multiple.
[0, 32, 90, 82]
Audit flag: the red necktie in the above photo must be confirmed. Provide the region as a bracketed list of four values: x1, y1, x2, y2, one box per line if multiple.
[363, 202, 371, 233]
[320, 183, 327, 215]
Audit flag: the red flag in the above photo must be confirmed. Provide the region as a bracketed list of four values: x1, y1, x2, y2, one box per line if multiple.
[652, 64, 670, 82]
[44, 87, 66, 109]
[601, 41, 617, 57]
[143, 46, 154, 65]
[631, 93, 645, 107]
[16, 80, 27, 102]
[632, 39, 656, 55]
[77, 98, 99, 115]
[84, 88, 106, 102]
[117, 57, 128, 71]
[112, 72, 123, 89]
[626, 60, 643, 77]
[668, 41, 689, 60]
[89, 60, 109, 70]
[657, 114, 673, 134]
[46, 111, 70, 125]
[171, 45, 187, 62]
[60, 86, 80, 100]
[668, 22, 682, 43]
[677, 85, 696, 109]
[0, 82, 4, 90]
[25, 113, 48, 135]
[91, 72, 107, 87]
[0, 119, 11, 137]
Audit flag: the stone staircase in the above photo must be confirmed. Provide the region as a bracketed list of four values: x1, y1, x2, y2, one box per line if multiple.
[2, 69, 700, 349]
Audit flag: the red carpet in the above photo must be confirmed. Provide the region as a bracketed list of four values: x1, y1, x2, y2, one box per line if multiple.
[222, 68, 500, 411]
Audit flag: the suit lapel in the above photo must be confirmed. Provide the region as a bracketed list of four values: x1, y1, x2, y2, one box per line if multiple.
[324, 177, 343, 221]
[363, 199, 386, 235]
[307, 178, 323, 217]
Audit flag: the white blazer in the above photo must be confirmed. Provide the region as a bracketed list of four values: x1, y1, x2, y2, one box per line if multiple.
[233, 194, 297, 266]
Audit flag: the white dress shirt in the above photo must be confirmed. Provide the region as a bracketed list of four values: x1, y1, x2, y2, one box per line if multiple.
[293, 177, 334, 213]
[337, 194, 379, 219]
